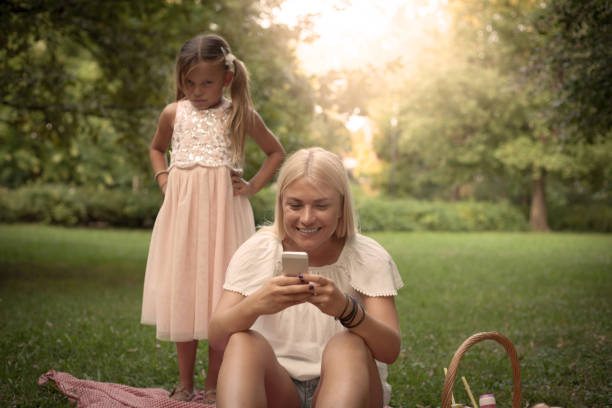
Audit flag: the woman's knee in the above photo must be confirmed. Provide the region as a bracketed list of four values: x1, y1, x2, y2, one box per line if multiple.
[322, 331, 372, 364]
[316, 332, 383, 407]
[224, 330, 274, 361]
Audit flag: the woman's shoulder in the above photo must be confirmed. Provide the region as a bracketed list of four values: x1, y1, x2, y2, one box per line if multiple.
[246, 227, 279, 245]
[343, 234, 404, 296]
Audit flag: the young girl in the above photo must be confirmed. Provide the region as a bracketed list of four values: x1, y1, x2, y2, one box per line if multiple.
[141, 33, 285, 402]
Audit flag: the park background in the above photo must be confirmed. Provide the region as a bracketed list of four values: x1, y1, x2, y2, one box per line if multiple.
[1, 0, 610, 407]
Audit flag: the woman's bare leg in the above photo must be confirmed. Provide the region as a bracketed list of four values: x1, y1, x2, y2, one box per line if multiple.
[313, 331, 383, 408]
[216, 330, 301, 408]
[176, 340, 198, 391]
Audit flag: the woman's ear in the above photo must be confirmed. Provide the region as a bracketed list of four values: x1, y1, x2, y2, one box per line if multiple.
[224, 71, 234, 87]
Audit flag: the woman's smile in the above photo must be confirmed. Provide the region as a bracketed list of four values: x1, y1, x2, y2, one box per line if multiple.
[282, 177, 343, 262]
[297, 227, 321, 233]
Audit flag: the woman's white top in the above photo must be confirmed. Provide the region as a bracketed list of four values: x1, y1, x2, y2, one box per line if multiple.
[224, 229, 404, 405]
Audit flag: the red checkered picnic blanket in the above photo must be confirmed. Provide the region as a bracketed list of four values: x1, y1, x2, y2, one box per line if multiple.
[39, 370, 215, 408]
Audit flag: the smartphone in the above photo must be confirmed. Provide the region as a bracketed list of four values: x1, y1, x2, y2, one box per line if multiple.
[282, 251, 309, 277]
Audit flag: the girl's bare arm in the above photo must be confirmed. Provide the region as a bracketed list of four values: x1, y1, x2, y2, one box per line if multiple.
[243, 111, 285, 195]
[149, 103, 176, 193]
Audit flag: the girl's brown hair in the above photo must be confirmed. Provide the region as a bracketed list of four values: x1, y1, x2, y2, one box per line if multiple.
[174, 33, 253, 166]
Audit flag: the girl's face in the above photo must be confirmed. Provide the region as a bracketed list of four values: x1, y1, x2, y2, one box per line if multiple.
[282, 177, 343, 261]
[182, 61, 232, 110]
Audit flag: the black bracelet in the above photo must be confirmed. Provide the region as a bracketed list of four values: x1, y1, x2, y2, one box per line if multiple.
[335, 293, 351, 320]
[339, 296, 358, 326]
[342, 302, 366, 329]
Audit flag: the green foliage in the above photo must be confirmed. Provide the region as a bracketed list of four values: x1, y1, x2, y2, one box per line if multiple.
[3, 183, 608, 232]
[372, 60, 533, 200]
[0, 185, 86, 225]
[0, 185, 160, 227]
[367, 0, 611, 231]
[308, 111, 353, 154]
[1, 0, 315, 188]
[531, 0, 612, 137]
[0, 183, 278, 229]
[356, 196, 528, 232]
[1, 226, 611, 407]
[248, 185, 277, 228]
[547, 202, 612, 232]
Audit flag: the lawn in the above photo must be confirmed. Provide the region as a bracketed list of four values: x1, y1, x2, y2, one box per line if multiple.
[1, 224, 610, 407]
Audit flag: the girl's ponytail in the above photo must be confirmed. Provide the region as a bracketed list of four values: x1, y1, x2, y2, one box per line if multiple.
[227, 57, 254, 166]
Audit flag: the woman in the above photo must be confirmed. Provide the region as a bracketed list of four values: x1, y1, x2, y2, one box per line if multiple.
[209, 147, 404, 408]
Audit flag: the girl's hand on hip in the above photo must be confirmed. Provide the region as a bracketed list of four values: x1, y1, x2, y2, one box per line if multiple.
[250, 275, 313, 315]
[230, 169, 253, 196]
[302, 274, 347, 318]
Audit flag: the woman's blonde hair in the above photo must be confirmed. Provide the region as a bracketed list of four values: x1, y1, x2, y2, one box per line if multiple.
[174, 33, 253, 166]
[272, 147, 358, 240]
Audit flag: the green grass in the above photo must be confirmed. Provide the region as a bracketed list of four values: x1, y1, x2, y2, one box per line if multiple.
[1, 224, 610, 407]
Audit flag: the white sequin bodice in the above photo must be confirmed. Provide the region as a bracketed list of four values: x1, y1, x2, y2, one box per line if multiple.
[169, 99, 239, 170]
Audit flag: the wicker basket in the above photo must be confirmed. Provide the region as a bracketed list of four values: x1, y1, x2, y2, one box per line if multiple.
[442, 331, 522, 408]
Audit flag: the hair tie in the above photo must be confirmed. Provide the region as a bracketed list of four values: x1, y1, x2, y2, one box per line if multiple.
[221, 46, 236, 70]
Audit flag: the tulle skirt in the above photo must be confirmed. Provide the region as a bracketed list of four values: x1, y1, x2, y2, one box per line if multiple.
[141, 166, 255, 341]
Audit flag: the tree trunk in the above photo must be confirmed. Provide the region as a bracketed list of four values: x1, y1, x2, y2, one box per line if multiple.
[529, 171, 549, 231]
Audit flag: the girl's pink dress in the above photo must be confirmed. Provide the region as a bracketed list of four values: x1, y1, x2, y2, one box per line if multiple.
[141, 98, 255, 341]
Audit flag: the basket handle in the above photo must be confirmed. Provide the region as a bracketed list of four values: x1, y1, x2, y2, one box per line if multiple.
[441, 331, 522, 408]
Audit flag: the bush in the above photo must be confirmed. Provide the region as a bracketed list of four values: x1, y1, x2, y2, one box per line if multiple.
[0, 185, 159, 228]
[548, 202, 612, 232]
[355, 196, 529, 232]
[79, 188, 160, 227]
[0, 184, 276, 229]
[0, 185, 86, 225]
[3, 184, 607, 232]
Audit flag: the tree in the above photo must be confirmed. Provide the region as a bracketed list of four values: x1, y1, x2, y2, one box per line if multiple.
[485, 0, 612, 230]
[369, 0, 611, 230]
[534, 0, 612, 137]
[0, 0, 314, 188]
[372, 48, 533, 202]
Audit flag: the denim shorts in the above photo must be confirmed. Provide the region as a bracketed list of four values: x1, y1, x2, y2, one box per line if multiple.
[291, 377, 320, 408]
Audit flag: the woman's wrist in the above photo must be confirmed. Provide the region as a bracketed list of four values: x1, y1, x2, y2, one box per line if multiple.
[336, 293, 351, 319]
[335, 293, 366, 329]
[343, 302, 366, 328]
